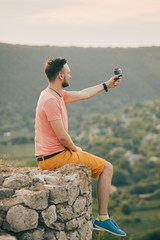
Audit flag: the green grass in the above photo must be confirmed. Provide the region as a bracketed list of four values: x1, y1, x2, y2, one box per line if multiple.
[92, 197, 160, 240]
[0, 143, 37, 167]
[119, 209, 160, 239]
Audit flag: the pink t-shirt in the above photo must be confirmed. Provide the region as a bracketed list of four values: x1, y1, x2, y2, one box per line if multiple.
[35, 88, 70, 156]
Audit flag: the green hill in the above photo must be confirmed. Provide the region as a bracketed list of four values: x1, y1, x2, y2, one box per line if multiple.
[84, 99, 160, 240]
[0, 43, 160, 239]
[0, 43, 160, 137]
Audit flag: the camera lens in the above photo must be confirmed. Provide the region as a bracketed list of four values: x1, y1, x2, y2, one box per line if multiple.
[114, 68, 122, 75]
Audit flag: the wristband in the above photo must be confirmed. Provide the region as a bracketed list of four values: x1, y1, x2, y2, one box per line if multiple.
[102, 83, 108, 92]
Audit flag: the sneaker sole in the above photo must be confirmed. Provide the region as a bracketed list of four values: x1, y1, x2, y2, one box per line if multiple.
[93, 226, 103, 231]
[94, 224, 126, 236]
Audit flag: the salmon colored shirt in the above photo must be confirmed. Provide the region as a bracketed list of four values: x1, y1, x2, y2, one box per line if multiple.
[35, 88, 70, 156]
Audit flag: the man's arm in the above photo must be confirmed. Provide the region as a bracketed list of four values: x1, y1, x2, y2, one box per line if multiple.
[50, 119, 82, 152]
[65, 76, 121, 103]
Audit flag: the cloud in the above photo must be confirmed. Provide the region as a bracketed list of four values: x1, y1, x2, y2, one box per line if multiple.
[26, 0, 160, 27]
[0, 0, 159, 47]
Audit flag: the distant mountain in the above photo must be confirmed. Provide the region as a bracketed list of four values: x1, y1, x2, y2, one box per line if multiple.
[0, 43, 160, 135]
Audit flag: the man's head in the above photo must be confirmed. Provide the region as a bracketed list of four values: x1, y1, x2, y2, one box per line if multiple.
[44, 58, 71, 88]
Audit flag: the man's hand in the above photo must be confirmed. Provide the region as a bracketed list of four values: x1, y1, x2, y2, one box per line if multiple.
[106, 76, 121, 89]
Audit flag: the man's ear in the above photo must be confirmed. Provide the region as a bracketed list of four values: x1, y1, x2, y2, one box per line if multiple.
[58, 72, 64, 80]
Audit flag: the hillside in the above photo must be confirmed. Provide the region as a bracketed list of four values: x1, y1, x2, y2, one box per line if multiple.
[0, 43, 160, 138]
[1, 97, 160, 239]
[85, 100, 160, 240]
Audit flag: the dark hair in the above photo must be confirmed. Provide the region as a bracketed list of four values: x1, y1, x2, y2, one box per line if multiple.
[44, 58, 67, 81]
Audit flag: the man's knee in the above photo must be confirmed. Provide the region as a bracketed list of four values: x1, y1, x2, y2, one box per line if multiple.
[103, 161, 113, 176]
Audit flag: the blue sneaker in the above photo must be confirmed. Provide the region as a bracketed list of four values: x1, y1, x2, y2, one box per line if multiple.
[91, 217, 103, 231]
[94, 218, 126, 236]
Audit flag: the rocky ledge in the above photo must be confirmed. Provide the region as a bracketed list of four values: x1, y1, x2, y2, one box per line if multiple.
[0, 164, 92, 240]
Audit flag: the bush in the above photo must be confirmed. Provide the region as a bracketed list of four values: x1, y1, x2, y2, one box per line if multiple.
[134, 217, 141, 223]
[112, 169, 129, 186]
[142, 228, 160, 240]
[92, 179, 97, 198]
[129, 182, 159, 195]
[121, 202, 131, 215]
[153, 189, 160, 200]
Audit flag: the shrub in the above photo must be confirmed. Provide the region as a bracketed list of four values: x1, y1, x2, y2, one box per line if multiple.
[153, 189, 160, 200]
[142, 228, 160, 240]
[121, 202, 131, 215]
[112, 169, 129, 186]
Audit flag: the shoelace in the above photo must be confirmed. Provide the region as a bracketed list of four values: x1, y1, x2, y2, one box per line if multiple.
[95, 217, 120, 229]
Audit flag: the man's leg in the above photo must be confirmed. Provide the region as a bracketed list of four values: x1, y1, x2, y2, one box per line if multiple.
[97, 162, 113, 214]
[94, 161, 126, 236]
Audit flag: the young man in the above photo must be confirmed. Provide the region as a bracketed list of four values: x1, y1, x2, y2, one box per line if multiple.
[35, 58, 126, 236]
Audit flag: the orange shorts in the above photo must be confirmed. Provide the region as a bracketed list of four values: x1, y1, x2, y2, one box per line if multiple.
[37, 149, 106, 178]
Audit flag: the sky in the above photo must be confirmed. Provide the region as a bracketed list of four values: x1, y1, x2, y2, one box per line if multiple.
[0, 0, 160, 48]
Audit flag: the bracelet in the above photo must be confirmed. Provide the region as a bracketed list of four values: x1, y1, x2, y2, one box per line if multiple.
[102, 83, 108, 92]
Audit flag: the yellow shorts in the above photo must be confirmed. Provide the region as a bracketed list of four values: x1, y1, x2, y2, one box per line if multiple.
[37, 149, 106, 179]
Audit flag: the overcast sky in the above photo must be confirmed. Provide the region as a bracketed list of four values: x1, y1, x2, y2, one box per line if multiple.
[0, 0, 160, 47]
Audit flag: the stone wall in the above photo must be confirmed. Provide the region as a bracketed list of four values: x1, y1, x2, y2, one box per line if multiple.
[0, 164, 92, 240]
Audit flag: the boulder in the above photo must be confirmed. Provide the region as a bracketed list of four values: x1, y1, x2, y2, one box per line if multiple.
[3, 205, 38, 232]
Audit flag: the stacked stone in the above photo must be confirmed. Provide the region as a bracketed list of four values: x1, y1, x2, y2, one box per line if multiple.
[0, 164, 92, 240]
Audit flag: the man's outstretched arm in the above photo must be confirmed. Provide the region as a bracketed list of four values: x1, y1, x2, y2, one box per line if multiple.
[65, 76, 121, 103]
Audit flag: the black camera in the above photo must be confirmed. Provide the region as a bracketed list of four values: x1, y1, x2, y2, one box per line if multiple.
[114, 68, 123, 80]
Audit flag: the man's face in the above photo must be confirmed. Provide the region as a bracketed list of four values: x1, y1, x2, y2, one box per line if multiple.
[61, 63, 71, 88]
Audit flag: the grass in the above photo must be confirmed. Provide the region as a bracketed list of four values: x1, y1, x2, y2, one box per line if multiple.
[119, 209, 160, 239]
[92, 197, 160, 240]
[0, 143, 37, 167]
[92, 209, 160, 240]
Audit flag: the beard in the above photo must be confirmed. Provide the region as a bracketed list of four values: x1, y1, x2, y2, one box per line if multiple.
[62, 77, 69, 88]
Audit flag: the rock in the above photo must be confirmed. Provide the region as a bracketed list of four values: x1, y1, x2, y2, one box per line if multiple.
[0, 188, 15, 200]
[3, 174, 32, 190]
[55, 231, 67, 240]
[19, 228, 44, 240]
[56, 205, 73, 221]
[48, 222, 65, 231]
[29, 172, 45, 184]
[77, 216, 86, 228]
[43, 229, 56, 240]
[0, 233, 17, 240]
[85, 205, 92, 220]
[0, 177, 4, 186]
[0, 210, 6, 227]
[78, 221, 92, 240]
[73, 196, 86, 215]
[3, 205, 38, 232]
[87, 184, 92, 204]
[41, 205, 57, 228]
[16, 189, 49, 210]
[0, 164, 92, 239]
[43, 175, 60, 185]
[67, 231, 80, 240]
[0, 196, 24, 212]
[49, 186, 69, 204]
[66, 216, 85, 230]
[68, 186, 79, 205]
[66, 218, 78, 230]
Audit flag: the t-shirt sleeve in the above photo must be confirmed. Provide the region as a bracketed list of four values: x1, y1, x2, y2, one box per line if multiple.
[44, 98, 61, 121]
[61, 90, 70, 102]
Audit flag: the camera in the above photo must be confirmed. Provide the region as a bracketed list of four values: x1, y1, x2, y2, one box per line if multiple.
[114, 68, 123, 80]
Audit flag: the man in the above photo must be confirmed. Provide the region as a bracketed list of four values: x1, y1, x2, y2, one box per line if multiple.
[35, 58, 126, 236]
